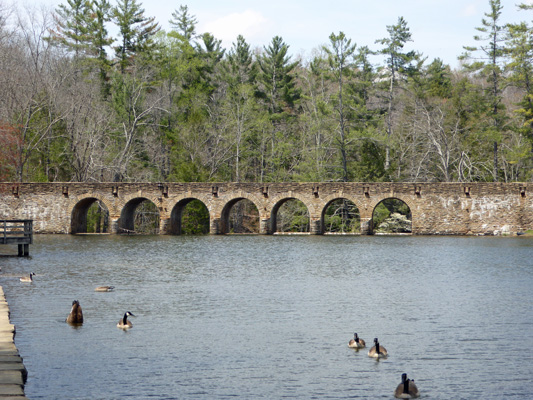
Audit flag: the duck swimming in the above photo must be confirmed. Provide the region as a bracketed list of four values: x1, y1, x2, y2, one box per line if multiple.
[20, 273, 35, 283]
[394, 373, 420, 398]
[348, 333, 366, 349]
[66, 300, 84, 324]
[367, 337, 388, 359]
[95, 286, 115, 292]
[117, 311, 135, 329]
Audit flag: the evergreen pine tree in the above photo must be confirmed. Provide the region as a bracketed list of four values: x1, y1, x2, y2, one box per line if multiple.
[49, 0, 94, 59]
[460, 0, 507, 180]
[112, 0, 160, 74]
[258, 36, 300, 116]
[169, 5, 197, 41]
[375, 16, 418, 172]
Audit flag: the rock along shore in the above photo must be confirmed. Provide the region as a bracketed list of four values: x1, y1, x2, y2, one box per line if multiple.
[0, 286, 29, 399]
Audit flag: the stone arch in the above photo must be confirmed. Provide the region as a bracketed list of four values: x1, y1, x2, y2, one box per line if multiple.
[371, 197, 413, 234]
[369, 195, 416, 215]
[219, 196, 261, 234]
[320, 193, 365, 216]
[320, 196, 362, 234]
[168, 197, 209, 235]
[268, 193, 317, 216]
[269, 196, 313, 234]
[118, 197, 160, 234]
[70, 195, 112, 234]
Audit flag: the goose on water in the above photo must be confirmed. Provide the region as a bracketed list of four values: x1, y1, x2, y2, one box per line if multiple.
[348, 332, 366, 349]
[20, 273, 35, 283]
[66, 300, 84, 324]
[95, 286, 115, 292]
[394, 373, 420, 398]
[367, 337, 388, 359]
[117, 311, 135, 329]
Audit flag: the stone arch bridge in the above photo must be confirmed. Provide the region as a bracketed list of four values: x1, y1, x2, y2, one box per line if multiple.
[0, 182, 531, 235]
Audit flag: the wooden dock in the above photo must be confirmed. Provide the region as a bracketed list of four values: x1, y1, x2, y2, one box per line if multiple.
[0, 220, 33, 256]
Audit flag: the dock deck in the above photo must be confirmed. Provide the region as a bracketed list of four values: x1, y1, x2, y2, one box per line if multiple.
[0, 220, 33, 256]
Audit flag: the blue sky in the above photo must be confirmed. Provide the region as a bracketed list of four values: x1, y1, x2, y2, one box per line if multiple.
[43, 0, 532, 69]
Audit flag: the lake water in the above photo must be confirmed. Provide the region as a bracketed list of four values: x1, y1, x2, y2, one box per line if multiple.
[0, 234, 532, 399]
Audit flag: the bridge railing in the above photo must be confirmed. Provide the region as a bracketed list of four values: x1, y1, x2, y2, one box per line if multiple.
[0, 220, 33, 256]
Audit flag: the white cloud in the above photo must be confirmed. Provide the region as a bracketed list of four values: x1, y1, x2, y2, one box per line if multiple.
[201, 10, 269, 47]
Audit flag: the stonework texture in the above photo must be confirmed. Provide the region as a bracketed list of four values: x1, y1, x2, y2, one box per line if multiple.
[0, 182, 531, 235]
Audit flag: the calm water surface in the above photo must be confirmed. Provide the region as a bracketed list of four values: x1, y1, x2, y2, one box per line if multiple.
[0, 235, 532, 399]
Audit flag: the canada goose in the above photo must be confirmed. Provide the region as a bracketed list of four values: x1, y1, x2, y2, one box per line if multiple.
[394, 373, 420, 398]
[368, 337, 388, 358]
[66, 300, 84, 324]
[117, 311, 135, 329]
[348, 333, 366, 349]
[95, 286, 115, 292]
[20, 273, 35, 283]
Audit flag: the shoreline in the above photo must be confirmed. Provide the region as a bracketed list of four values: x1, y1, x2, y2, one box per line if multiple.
[0, 286, 29, 399]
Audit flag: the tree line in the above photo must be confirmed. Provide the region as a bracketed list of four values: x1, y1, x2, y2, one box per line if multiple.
[1, 0, 532, 184]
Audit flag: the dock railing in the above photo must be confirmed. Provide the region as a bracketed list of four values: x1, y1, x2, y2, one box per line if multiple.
[0, 220, 33, 256]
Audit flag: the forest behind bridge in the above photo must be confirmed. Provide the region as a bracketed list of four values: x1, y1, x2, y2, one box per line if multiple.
[1, 0, 532, 185]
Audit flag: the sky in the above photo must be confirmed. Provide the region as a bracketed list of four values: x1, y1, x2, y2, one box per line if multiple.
[39, 0, 533, 69]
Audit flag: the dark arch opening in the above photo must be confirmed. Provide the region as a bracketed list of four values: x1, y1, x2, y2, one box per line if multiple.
[272, 198, 310, 234]
[169, 198, 209, 235]
[372, 198, 412, 234]
[119, 198, 160, 234]
[221, 198, 259, 234]
[322, 198, 360, 234]
[70, 198, 109, 234]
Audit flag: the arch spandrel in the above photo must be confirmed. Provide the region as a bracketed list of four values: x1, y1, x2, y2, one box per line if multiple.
[319, 194, 366, 217]
[68, 193, 115, 217]
[375, 194, 417, 209]
[166, 193, 214, 217]
[267, 193, 317, 217]
[214, 192, 265, 219]
[121, 193, 161, 209]
[367, 195, 416, 214]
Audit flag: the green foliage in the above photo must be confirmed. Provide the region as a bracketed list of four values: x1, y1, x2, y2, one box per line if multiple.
[86, 201, 109, 233]
[49, 0, 95, 57]
[258, 36, 301, 115]
[2, 0, 533, 225]
[276, 199, 309, 233]
[112, 0, 160, 73]
[375, 16, 417, 77]
[372, 198, 411, 231]
[181, 200, 209, 234]
[423, 58, 453, 99]
[351, 138, 387, 181]
[324, 199, 360, 233]
[169, 4, 197, 41]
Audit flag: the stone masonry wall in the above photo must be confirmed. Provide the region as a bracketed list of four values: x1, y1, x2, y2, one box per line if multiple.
[0, 182, 531, 235]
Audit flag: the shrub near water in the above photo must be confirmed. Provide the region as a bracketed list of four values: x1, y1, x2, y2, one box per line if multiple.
[373, 199, 411, 233]
[375, 212, 412, 233]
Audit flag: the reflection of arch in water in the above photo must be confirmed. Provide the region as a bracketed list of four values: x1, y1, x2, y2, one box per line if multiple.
[220, 198, 260, 234]
[70, 197, 110, 234]
[169, 198, 209, 235]
[271, 198, 311, 234]
[321, 198, 361, 234]
[119, 198, 160, 234]
[371, 197, 412, 234]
